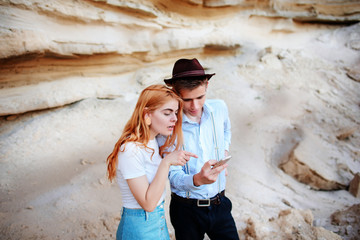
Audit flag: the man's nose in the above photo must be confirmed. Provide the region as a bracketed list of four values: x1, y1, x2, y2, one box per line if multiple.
[191, 100, 198, 109]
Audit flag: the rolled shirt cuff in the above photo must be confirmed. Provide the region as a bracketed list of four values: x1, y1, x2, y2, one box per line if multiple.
[184, 174, 201, 191]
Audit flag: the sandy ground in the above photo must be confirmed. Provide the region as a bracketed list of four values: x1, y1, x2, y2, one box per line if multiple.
[1, 20, 360, 239]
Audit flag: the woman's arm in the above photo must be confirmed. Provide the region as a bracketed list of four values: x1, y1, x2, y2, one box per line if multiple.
[127, 150, 197, 212]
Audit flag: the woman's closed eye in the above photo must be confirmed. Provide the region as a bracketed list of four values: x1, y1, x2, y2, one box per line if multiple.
[163, 110, 172, 116]
[162, 107, 178, 116]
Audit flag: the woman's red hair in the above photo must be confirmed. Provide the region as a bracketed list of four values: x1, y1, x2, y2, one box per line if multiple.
[106, 84, 183, 182]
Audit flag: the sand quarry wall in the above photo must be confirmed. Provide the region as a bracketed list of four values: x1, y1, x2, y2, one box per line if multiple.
[1, 0, 360, 239]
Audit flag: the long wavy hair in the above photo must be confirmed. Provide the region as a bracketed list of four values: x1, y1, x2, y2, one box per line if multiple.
[106, 84, 184, 182]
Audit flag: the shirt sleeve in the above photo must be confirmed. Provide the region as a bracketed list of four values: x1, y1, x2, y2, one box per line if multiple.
[169, 165, 201, 192]
[156, 134, 176, 157]
[117, 143, 146, 179]
[158, 134, 198, 192]
[223, 101, 231, 151]
[156, 135, 167, 149]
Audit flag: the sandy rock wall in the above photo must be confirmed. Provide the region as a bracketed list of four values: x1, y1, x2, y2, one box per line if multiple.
[2, 0, 360, 57]
[1, 0, 359, 116]
[1, 0, 360, 116]
[190, 0, 360, 22]
[1, 0, 360, 239]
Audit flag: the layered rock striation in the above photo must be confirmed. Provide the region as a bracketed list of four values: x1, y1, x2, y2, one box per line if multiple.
[1, 1, 360, 239]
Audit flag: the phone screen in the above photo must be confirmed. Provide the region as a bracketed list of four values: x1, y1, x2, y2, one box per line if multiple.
[212, 155, 231, 169]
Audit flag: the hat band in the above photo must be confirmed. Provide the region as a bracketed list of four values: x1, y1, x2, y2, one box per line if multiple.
[173, 69, 205, 78]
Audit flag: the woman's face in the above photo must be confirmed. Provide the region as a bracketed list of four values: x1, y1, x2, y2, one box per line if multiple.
[148, 98, 179, 139]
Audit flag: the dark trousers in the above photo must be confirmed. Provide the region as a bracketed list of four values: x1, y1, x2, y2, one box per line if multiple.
[170, 194, 239, 240]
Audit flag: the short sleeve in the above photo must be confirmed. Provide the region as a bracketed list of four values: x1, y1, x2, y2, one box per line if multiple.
[117, 143, 146, 179]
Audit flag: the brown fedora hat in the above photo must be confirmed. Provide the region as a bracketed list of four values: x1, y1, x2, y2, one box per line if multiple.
[164, 58, 215, 84]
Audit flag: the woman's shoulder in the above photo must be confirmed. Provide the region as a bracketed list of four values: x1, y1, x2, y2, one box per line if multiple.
[117, 142, 145, 167]
[120, 141, 135, 151]
[119, 141, 142, 157]
[120, 141, 154, 155]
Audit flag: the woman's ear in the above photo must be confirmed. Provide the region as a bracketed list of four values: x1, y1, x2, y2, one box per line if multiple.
[144, 113, 151, 126]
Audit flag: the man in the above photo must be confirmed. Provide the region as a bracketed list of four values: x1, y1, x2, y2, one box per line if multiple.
[164, 58, 239, 240]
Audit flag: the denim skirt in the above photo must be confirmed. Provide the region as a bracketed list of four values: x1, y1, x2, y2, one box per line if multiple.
[116, 202, 170, 240]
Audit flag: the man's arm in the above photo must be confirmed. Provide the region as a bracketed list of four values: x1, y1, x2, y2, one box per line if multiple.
[223, 101, 231, 152]
[168, 165, 200, 192]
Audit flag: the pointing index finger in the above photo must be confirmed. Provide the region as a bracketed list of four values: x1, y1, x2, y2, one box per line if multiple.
[184, 151, 198, 158]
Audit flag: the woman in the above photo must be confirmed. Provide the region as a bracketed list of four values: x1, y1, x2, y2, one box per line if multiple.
[107, 84, 197, 240]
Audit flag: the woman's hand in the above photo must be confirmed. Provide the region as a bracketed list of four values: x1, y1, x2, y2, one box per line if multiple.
[164, 150, 198, 166]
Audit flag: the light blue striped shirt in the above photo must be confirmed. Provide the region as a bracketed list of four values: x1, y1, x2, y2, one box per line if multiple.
[169, 99, 231, 199]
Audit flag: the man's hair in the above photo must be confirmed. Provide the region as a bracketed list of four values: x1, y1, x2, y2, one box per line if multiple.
[170, 77, 208, 93]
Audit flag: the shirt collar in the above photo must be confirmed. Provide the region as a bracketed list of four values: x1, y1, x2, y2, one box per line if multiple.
[182, 101, 213, 124]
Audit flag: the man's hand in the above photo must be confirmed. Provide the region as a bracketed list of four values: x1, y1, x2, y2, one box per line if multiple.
[193, 160, 228, 187]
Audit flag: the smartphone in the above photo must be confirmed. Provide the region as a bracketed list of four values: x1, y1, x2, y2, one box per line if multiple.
[212, 155, 231, 169]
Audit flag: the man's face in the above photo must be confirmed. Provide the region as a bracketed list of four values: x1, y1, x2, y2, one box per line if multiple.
[178, 83, 207, 118]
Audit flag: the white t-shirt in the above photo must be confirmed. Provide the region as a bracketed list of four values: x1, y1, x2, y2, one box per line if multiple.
[116, 139, 165, 209]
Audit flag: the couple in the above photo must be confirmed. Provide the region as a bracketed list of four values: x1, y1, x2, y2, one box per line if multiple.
[107, 58, 239, 240]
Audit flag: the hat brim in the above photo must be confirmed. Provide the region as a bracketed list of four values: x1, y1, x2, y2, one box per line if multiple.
[164, 73, 215, 85]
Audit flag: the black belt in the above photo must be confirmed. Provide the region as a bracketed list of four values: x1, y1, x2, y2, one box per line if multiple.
[171, 190, 225, 207]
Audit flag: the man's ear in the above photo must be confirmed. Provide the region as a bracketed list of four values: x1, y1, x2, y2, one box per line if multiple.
[203, 81, 209, 92]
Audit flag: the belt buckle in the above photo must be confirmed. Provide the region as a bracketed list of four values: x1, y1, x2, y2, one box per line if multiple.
[197, 199, 210, 207]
